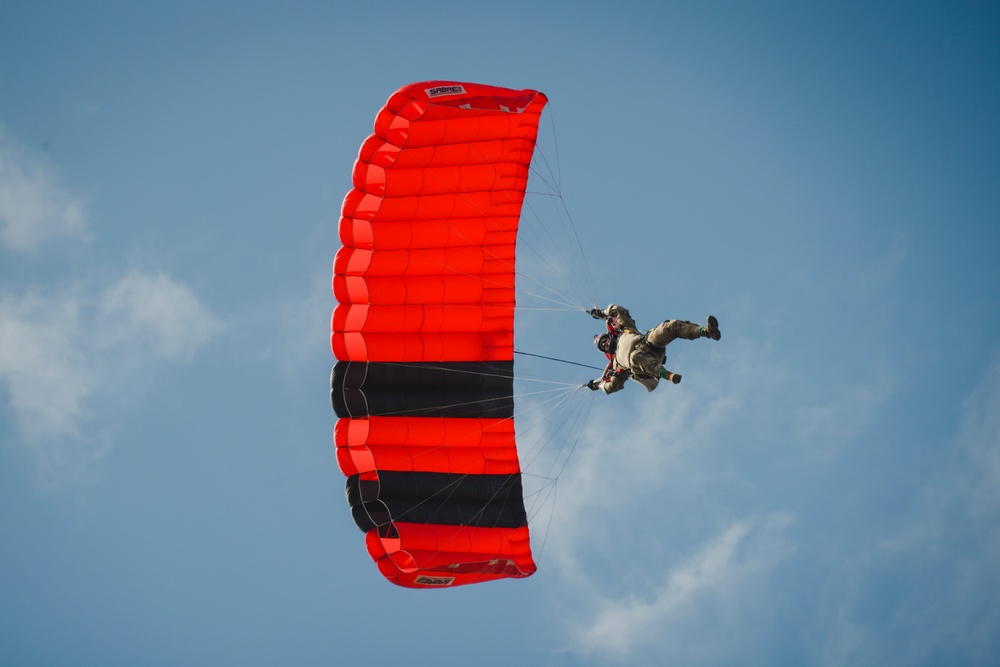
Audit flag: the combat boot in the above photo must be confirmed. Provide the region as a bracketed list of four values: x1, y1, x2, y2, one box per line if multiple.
[702, 315, 721, 341]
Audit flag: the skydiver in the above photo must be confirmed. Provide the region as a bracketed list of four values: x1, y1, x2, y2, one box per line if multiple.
[585, 304, 721, 394]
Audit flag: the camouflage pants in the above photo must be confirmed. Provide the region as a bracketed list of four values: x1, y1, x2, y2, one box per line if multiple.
[645, 319, 702, 347]
[630, 320, 702, 384]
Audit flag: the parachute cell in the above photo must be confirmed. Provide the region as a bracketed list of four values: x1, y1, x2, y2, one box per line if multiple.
[331, 81, 548, 588]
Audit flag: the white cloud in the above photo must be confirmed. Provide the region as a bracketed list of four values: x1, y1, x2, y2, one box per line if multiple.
[0, 128, 222, 480]
[0, 271, 222, 478]
[97, 269, 222, 363]
[528, 339, 787, 663]
[0, 132, 87, 251]
[535, 319, 909, 664]
[537, 336, 780, 576]
[0, 292, 95, 440]
[811, 354, 1000, 666]
[571, 514, 794, 663]
[912, 356, 1000, 660]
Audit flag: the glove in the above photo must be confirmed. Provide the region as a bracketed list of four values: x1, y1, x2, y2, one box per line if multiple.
[586, 379, 601, 391]
[588, 308, 606, 320]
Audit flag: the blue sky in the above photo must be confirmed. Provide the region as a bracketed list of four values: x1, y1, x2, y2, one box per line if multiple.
[2, 1, 999, 665]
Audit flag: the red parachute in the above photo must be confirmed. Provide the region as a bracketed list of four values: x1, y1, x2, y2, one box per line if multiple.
[331, 81, 549, 587]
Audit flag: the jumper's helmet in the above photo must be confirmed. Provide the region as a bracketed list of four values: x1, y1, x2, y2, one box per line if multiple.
[594, 332, 615, 354]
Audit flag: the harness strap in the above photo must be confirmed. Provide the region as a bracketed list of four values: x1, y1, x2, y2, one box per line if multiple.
[637, 334, 666, 357]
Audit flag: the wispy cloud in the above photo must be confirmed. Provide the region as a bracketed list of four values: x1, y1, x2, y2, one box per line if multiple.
[0, 291, 95, 440]
[571, 513, 794, 663]
[97, 269, 222, 363]
[539, 336, 781, 574]
[0, 273, 222, 477]
[534, 338, 789, 662]
[808, 353, 1000, 666]
[0, 131, 87, 251]
[0, 127, 222, 482]
[539, 316, 907, 664]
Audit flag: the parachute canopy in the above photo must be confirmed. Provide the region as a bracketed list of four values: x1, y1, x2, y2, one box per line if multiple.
[331, 81, 548, 588]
